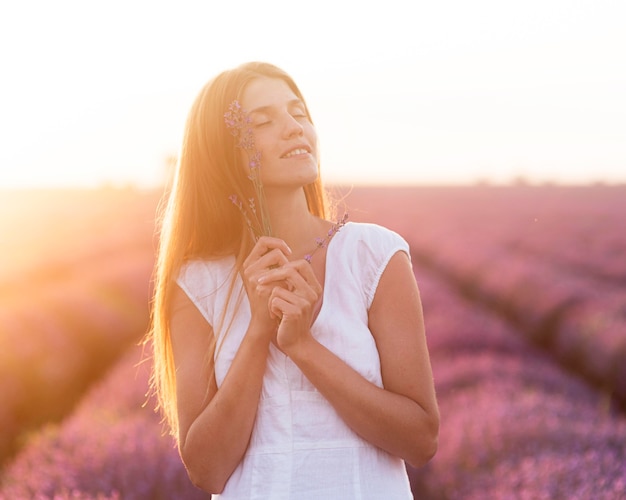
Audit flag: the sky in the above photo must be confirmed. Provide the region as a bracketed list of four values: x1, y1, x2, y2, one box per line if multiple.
[0, 0, 625, 188]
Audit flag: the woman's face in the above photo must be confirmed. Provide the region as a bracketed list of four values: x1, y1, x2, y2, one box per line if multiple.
[239, 77, 318, 189]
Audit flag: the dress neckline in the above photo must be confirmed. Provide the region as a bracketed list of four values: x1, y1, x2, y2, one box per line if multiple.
[309, 221, 352, 328]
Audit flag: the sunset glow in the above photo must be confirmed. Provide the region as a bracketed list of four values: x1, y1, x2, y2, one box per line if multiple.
[1, 0, 625, 188]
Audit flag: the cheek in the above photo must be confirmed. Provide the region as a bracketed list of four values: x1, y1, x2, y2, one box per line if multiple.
[305, 126, 318, 154]
[250, 127, 271, 146]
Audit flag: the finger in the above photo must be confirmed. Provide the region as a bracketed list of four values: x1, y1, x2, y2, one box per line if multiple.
[269, 286, 316, 318]
[259, 261, 322, 297]
[245, 252, 286, 285]
[246, 236, 292, 264]
[269, 293, 307, 322]
[268, 290, 289, 320]
[291, 259, 323, 295]
[245, 236, 292, 278]
[258, 248, 291, 271]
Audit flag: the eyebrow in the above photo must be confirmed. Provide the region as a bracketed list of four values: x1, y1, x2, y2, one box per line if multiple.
[249, 98, 305, 115]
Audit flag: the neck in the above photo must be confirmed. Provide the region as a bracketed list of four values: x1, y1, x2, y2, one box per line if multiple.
[265, 187, 324, 258]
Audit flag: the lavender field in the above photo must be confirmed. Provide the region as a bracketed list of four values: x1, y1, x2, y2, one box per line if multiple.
[1, 185, 625, 499]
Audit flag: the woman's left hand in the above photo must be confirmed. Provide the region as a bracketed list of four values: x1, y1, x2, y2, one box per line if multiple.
[258, 259, 322, 353]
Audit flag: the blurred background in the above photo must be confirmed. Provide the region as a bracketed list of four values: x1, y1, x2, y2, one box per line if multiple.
[1, 1, 625, 498]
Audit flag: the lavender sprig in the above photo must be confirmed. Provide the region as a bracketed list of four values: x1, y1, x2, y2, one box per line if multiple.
[225, 100, 347, 263]
[224, 100, 273, 240]
[304, 212, 349, 263]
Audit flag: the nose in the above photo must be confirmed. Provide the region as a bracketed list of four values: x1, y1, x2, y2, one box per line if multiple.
[281, 114, 304, 139]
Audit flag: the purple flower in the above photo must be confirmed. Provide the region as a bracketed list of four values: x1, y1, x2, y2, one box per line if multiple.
[224, 100, 272, 239]
[302, 213, 349, 264]
[224, 100, 349, 262]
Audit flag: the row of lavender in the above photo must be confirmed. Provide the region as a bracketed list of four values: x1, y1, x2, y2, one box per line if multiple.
[0, 189, 158, 465]
[342, 185, 626, 407]
[1, 263, 624, 498]
[0, 344, 208, 499]
[410, 267, 626, 498]
[412, 243, 626, 406]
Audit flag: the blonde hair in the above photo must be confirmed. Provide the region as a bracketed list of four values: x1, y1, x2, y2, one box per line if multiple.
[146, 62, 329, 438]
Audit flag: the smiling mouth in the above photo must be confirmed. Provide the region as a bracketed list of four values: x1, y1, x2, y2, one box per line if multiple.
[281, 148, 309, 159]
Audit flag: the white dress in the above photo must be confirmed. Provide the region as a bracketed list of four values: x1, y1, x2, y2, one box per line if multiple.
[177, 222, 414, 500]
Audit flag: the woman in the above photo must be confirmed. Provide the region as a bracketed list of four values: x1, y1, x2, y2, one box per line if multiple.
[148, 61, 439, 499]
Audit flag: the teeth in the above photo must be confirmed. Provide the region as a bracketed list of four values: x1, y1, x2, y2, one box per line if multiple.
[283, 148, 308, 158]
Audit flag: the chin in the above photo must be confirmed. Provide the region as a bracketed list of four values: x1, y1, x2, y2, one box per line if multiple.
[287, 164, 319, 186]
[264, 162, 319, 188]
[300, 169, 319, 186]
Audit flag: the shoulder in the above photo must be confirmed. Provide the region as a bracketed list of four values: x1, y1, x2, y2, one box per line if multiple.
[177, 256, 236, 299]
[339, 222, 410, 259]
[175, 256, 238, 327]
[335, 222, 411, 307]
[178, 256, 235, 276]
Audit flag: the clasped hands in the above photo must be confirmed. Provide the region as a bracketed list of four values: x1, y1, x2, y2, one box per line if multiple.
[242, 236, 322, 354]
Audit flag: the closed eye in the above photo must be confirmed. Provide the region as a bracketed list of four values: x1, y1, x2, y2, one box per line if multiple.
[289, 101, 308, 119]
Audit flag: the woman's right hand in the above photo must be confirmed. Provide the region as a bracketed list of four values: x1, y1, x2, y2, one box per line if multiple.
[242, 236, 292, 338]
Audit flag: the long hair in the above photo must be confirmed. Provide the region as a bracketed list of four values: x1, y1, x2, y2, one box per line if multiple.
[147, 62, 329, 439]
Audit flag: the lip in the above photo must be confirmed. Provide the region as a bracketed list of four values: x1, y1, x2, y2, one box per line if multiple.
[280, 144, 312, 159]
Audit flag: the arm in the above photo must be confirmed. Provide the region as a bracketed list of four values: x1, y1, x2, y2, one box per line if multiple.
[170, 285, 270, 493]
[171, 238, 292, 493]
[272, 251, 439, 468]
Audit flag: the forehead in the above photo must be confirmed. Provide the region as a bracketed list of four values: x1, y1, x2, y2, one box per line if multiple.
[240, 77, 300, 111]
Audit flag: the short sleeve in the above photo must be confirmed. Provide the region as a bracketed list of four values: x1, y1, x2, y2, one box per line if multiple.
[176, 258, 236, 327]
[351, 224, 411, 309]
